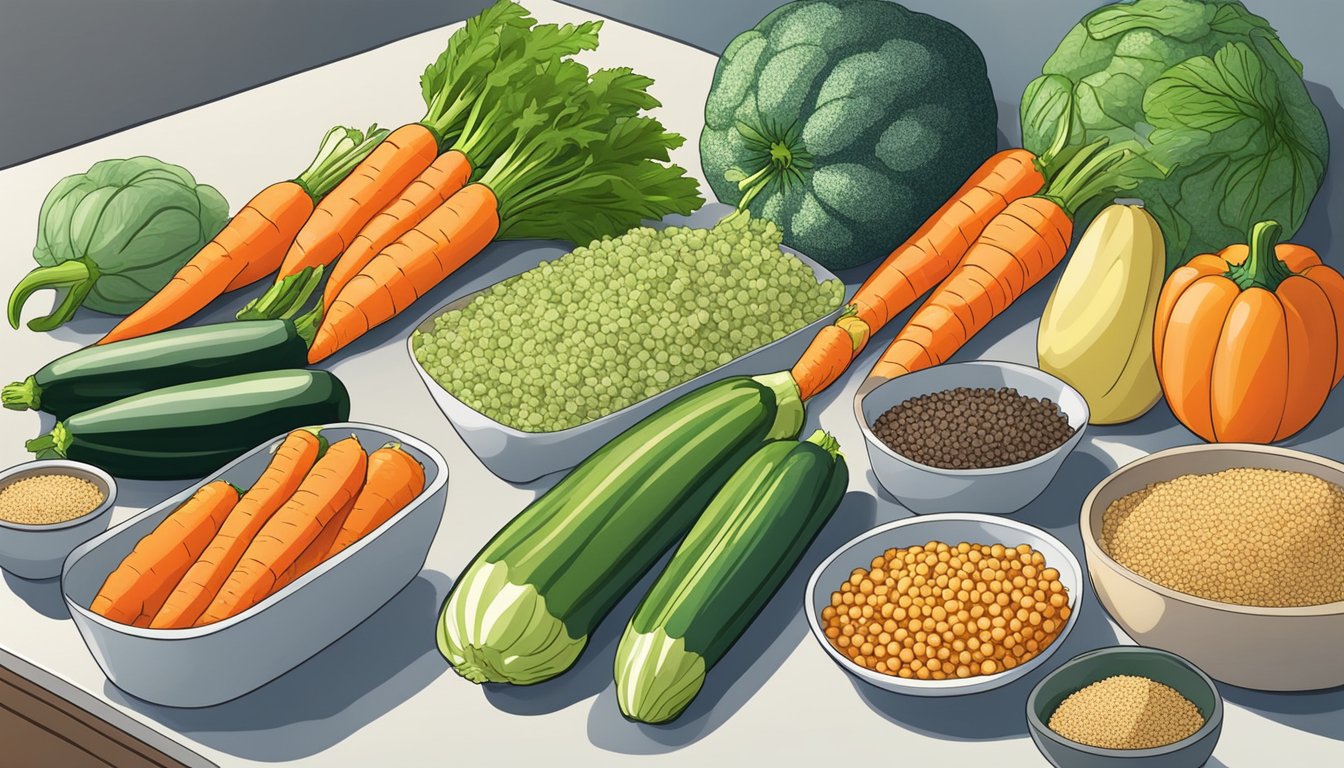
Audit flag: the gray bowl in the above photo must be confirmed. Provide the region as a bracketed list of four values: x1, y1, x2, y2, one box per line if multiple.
[410, 242, 843, 483]
[856, 361, 1089, 514]
[1027, 646, 1223, 767]
[805, 513, 1083, 696]
[61, 423, 448, 707]
[0, 460, 116, 579]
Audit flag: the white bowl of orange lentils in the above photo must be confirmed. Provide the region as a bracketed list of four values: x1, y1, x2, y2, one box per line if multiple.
[805, 513, 1083, 696]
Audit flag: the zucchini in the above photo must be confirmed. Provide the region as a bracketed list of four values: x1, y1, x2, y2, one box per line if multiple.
[24, 370, 349, 479]
[437, 372, 804, 685]
[3, 319, 311, 419]
[614, 430, 847, 723]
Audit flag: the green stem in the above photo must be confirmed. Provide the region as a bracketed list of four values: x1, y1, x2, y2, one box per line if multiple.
[803, 429, 842, 459]
[7, 259, 99, 331]
[295, 125, 391, 201]
[1227, 220, 1293, 291]
[2, 377, 41, 411]
[236, 266, 323, 322]
[292, 302, 324, 348]
[25, 422, 70, 457]
[1039, 138, 1135, 217]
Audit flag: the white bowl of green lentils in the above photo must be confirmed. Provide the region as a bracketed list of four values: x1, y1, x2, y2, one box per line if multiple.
[856, 361, 1089, 514]
[409, 207, 846, 482]
[0, 459, 116, 579]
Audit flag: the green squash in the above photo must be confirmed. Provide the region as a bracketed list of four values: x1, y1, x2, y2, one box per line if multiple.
[701, 0, 998, 270]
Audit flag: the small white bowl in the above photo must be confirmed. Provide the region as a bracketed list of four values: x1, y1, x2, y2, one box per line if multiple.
[0, 460, 117, 579]
[805, 513, 1083, 697]
[856, 361, 1089, 514]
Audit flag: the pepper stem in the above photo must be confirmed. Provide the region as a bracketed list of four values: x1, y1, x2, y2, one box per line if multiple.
[1227, 220, 1293, 291]
[7, 260, 99, 331]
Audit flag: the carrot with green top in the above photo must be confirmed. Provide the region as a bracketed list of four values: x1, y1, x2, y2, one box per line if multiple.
[91, 481, 239, 626]
[149, 429, 326, 629]
[264, 1, 600, 287]
[196, 436, 366, 625]
[95, 126, 386, 345]
[303, 60, 702, 362]
[871, 139, 1147, 380]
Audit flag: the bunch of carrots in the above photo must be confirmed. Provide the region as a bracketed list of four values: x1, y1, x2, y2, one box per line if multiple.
[99, 0, 700, 365]
[788, 115, 1152, 400]
[90, 429, 425, 629]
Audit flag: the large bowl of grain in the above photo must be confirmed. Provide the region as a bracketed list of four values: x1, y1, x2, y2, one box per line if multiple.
[1080, 443, 1344, 691]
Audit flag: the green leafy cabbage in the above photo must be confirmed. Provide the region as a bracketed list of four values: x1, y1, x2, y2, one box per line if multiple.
[9, 157, 227, 330]
[1020, 0, 1329, 271]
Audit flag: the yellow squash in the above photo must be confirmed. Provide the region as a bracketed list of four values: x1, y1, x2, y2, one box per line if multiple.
[1037, 203, 1165, 424]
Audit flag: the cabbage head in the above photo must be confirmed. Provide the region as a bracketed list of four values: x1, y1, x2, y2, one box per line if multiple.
[1020, 0, 1329, 272]
[9, 156, 228, 330]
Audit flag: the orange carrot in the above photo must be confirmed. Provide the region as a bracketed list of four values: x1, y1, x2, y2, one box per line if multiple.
[149, 430, 325, 629]
[196, 437, 367, 625]
[97, 183, 312, 345]
[268, 493, 358, 596]
[327, 443, 426, 557]
[95, 125, 387, 344]
[308, 183, 501, 362]
[275, 124, 440, 281]
[788, 150, 1045, 401]
[90, 481, 238, 625]
[850, 150, 1045, 331]
[323, 150, 473, 309]
[872, 196, 1076, 380]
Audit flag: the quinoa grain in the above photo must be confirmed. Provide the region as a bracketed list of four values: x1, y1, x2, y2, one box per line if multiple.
[1048, 675, 1205, 749]
[0, 474, 105, 526]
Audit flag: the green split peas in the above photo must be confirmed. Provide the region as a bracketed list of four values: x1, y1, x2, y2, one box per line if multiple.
[413, 215, 843, 432]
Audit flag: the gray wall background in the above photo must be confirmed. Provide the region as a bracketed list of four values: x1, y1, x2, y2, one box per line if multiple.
[0, 0, 1339, 204]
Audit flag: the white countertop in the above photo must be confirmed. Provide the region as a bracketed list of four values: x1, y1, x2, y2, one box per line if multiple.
[1, 2, 1341, 765]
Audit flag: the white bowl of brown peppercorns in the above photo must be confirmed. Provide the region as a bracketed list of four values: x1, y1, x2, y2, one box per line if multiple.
[856, 361, 1088, 514]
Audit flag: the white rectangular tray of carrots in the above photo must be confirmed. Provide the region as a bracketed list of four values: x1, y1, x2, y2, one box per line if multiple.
[58, 423, 448, 708]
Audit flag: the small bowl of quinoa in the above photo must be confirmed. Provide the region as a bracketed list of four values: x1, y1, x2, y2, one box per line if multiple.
[855, 361, 1089, 514]
[1026, 646, 1222, 767]
[1081, 443, 1344, 691]
[0, 459, 116, 579]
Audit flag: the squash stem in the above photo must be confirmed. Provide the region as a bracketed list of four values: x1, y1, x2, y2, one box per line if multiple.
[1228, 220, 1292, 292]
[7, 259, 99, 331]
[25, 422, 70, 458]
[804, 429, 842, 459]
[2, 377, 41, 412]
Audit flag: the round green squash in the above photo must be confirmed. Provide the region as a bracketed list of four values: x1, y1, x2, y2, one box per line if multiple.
[701, 0, 998, 270]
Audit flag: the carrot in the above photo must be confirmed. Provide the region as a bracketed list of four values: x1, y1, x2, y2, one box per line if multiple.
[268, 493, 359, 596]
[241, 7, 606, 324]
[788, 150, 1046, 401]
[96, 182, 312, 345]
[94, 126, 387, 344]
[327, 443, 426, 557]
[196, 437, 367, 625]
[148, 429, 325, 629]
[274, 124, 440, 282]
[90, 481, 238, 625]
[309, 183, 501, 362]
[870, 140, 1143, 381]
[322, 151, 473, 309]
[849, 149, 1045, 331]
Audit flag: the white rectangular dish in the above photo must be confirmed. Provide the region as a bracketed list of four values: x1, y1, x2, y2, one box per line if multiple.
[60, 423, 449, 708]
[409, 206, 845, 483]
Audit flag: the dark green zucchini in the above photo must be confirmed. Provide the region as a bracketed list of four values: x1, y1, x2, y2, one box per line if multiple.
[437, 372, 804, 685]
[3, 319, 310, 419]
[24, 369, 349, 479]
[614, 429, 847, 723]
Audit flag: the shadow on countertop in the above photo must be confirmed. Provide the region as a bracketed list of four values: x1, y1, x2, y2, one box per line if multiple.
[104, 569, 453, 762]
[2, 571, 68, 620]
[584, 491, 878, 754]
